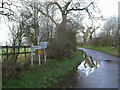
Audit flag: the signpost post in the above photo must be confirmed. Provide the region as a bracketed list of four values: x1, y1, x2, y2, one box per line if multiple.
[38, 49, 43, 65]
[37, 36, 41, 65]
[40, 41, 48, 62]
[43, 49, 46, 62]
[31, 44, 33, 66]
[31, 41, 48, 66]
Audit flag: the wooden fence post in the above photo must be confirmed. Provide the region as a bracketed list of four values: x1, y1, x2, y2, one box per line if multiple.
[44, 49, 46, 62]
[13, 46, 15, 56]
[2, 47, 3, 59]
[24, 46, 26, 58]
[1, 46, 33, 61]
[6, 45, 8, 61]
[31, 44, 33, 66]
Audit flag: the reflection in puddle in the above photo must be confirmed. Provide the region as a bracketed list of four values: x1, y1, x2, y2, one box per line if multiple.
[77, 52, 100, 77]
[55, 51, 100, 88]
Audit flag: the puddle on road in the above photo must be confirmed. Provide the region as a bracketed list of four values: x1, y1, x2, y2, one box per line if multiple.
[77, 52, 100, 77]
[55, 51, 100, 88]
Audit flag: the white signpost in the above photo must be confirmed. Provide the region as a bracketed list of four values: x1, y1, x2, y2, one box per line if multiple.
[31, 41, 48, 66]
[40, 41, 48, 62]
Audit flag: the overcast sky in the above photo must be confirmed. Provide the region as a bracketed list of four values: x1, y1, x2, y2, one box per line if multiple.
[98, 0, 119, 18]
[0, 0, 119, 45]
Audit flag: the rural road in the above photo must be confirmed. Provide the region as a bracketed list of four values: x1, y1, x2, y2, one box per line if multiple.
[56, 48, 120, 88]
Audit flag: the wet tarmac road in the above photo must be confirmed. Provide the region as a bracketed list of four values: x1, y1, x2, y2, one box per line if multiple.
[79, 48, 119, 61]
[56, 48, 120, 88]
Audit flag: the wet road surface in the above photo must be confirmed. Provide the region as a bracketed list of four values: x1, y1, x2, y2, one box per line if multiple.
[55, 48, 119, 88]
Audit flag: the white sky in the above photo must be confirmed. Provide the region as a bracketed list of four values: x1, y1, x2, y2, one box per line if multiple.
[96, 0, 119, 34]
[0, 0, 119, 45]
[98, 0, 119, 18]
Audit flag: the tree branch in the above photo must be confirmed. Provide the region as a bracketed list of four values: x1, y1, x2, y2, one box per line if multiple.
[0, 7, 14, 13]
[67, 7, 86, 13]
[28, 2, 59, 27]
[64, 1, 71, 10]
[48, 2, 62, 12]
[0, 1, 15, 18]
[2, 2, 12, 7]
[90, 23, 100, 34]
[37, 8, 58, 27]
[67, 2, 95, 19]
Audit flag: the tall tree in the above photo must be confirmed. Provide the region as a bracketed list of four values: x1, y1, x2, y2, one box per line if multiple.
[31, 0, 102, 59]
[18, 0, 102, 59]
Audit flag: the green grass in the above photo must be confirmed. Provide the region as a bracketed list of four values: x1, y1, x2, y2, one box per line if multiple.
[3, 49, 84, 88]
[81, 46, 119, 57]
[0, 48, 31, 54]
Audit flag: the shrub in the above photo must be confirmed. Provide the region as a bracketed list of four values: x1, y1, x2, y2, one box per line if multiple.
[47, 22, 77, 60]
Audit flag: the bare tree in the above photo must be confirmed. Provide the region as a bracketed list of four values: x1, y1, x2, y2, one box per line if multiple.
[85, 20, 100, 41]
[102, 16, 118, 47]
[80, 26, 88, 43]
[2, 12, 27, 79]
[6, 0, 102, 59]
[28, 0, 102, 59]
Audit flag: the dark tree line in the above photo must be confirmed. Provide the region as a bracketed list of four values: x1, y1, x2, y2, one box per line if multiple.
[78, 16, 119, 47]
[96, 16, 119, 47]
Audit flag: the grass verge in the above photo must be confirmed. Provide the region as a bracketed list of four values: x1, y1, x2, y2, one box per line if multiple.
[81, 46, 119, 57]
[3, 49, 84, 88]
